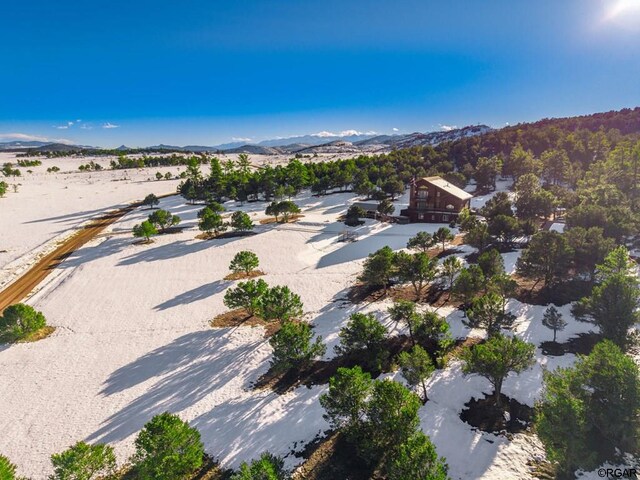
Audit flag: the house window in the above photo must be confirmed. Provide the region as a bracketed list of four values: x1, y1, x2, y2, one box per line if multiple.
[431, 214, 435, 220]
[436, 191, 441, 197]
[417, 201, 427, 210]
[417, 189, 427, 199]
[442, 215, 449, 222]
[418, 213, 424, 220]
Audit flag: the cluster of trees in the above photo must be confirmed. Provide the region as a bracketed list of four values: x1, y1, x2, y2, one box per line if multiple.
[154, 171, 174, 181]
[1, 163, 21, 178]
[320, 367, 449, 479]
[110, 153, 208, 170]
[265, 200, 301, 223]
[536, 340, 640, 477]
[358, 228, 455, 298]
[133, 208, 182, 242]
[16, 159, 41, 167]
[223, 279, 303, 323]
[46, 166, 60, 173]
[198, 203, 254, 237]
[0, 304, 47, 342]
[78, 161, 103, 172]
[1, 412, 289, 480]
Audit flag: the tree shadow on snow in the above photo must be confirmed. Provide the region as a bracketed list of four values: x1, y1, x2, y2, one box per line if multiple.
[88, 329, 269, 445]
[154, 280, 231, 310]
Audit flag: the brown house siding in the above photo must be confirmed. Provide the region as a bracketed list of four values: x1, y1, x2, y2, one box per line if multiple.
[400, 177, 471, 223]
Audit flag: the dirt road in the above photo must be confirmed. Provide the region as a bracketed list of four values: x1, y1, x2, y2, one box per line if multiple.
[0, 195, 173, 313]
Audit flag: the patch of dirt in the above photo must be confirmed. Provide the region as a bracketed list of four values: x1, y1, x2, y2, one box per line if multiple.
[223, 270, 265, 281]
[210, 309, 281, 337]
[254, 335, 414, 394]
[512, 275, 592, 306]
[460, 393, 534, 434]
[195, 231, 257, 241]
[292, 431, 376, 480]
[132, 239, 154, 245]
[347, 282, 461, 309]
[540, 332, 602, 356]
[259, 214, 305, 225]
[0, 325, 56, 344]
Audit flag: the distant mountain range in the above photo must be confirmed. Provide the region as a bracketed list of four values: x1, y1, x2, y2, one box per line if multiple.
[0, 125, 493, 155]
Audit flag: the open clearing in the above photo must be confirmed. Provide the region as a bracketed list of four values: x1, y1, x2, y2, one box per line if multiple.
[0, 157, 597, 479]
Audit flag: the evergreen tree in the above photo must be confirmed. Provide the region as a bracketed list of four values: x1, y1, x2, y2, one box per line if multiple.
[132, 412, 204, 480]
[269, 321, 325, 372]
[398, 345, 435, 402]
[407, 232, 435, 253]
[452, 265, 485, 307]
[394, 251, 437, 299]
[259, 285, 304, 323]
[148, 209, 181, 233]
[516, 231, 573, 289]
[0, 303, 46, 341]
[0, 455, 17, 480]
[542, 306, 567, 342]
[50, 442, 116, 480]
[230, 453, 287, 480]
[198, 207, 227, 236]
[223, 279, 269, 316]
[477, 249, 505, 278]
[359, 246, 396, 292]
[229, 251, 259, 276]
[335, 313, 388, 371]
[386, 432, 449, 480]
[132, 221, 157, 242]
[142, 193, 159, 209]
[461, 334, 535, 406]
[230, 211, 254, 232]
[464, 292, 514, 336]
[433, 227, 454, 252]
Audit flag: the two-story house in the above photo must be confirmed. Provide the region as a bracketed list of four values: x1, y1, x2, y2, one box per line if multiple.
[400, 176, 472, 223]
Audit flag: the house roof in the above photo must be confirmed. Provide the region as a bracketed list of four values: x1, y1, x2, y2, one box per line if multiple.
[421, 176, 473, 201]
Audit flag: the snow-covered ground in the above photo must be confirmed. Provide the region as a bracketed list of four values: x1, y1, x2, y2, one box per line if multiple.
[0, 165, 597, 479]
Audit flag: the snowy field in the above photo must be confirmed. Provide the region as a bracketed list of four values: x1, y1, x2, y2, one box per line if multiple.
[0, 151, 353, 288]
[0, 166, 599, 479]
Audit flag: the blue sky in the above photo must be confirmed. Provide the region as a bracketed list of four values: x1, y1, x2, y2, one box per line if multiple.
[1, 0, 640, 147]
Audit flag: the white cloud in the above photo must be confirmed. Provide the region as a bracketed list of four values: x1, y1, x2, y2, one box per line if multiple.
[102, 122, 119, 129]
[311, 129, 376, 138]
[80, 124, 93, 130]
[0, 133, 74, 144]
[54, 125, 69, 129]
[392, 127, 399, 132]
[440, 124, 458, 132]
[232, 137, 253, 142]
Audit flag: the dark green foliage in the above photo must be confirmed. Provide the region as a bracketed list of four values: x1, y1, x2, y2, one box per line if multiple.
[0, 303, 46, 341]
[440, 255, 463, 292]
[344, 205, 366, 226]
[0, 455, 17, 480]
[477, 249, 505, 278]
[464, 223, 491, 252]
[50, 441, 116, 480]
[359, 380, 422, 463]
[536, 341, 640, 476]
[473, 156, 502, 191]
[407, 231, 435, 253]
[335, 313, 388, 371]
[142, 193, 159, 209]
[398, 345, 435, 402]
[230, 211, 254, 231]
[266, 201, 300, 222]
[386, 432, 449, 480]
[377, 199, 395, 217]
[433, 227, 454, 251]
[464, 292, 514, 336]
[223, 279, 269, 316]
[359, 246, 396, 291]
[229, 251, 260, 275]
[461, 334, 535, 406]
[147, 209, 181, 232]
[487, 214, 520, 245]
[0, 181, 8, 197]
[198, 207, 227, 235]
[132, 412, 204, 480]
[572, 247, 640, 349]
[480, 191, 513, 220]
[132, 221, 157, 241]
[394, 251, 437, 298]
[320, 366, 373, 434]
[564, 227, 616, 280]
[542, 306, 567, 343]
[516, 231, 573, 288]
[259, 285, 304, 322]
[269, 321, 326, 372]
[452, 265, 485, 305]
[230, 452, 287, 480]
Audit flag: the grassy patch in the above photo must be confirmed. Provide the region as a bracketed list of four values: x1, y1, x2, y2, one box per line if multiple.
[259, 214, 304, 225]
[0, 325, 56, 344]
[210, 308, 281, 337]
[223, 270, 265, 281]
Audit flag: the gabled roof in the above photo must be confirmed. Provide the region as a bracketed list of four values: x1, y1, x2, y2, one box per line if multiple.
[420, 176, 473, 201]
